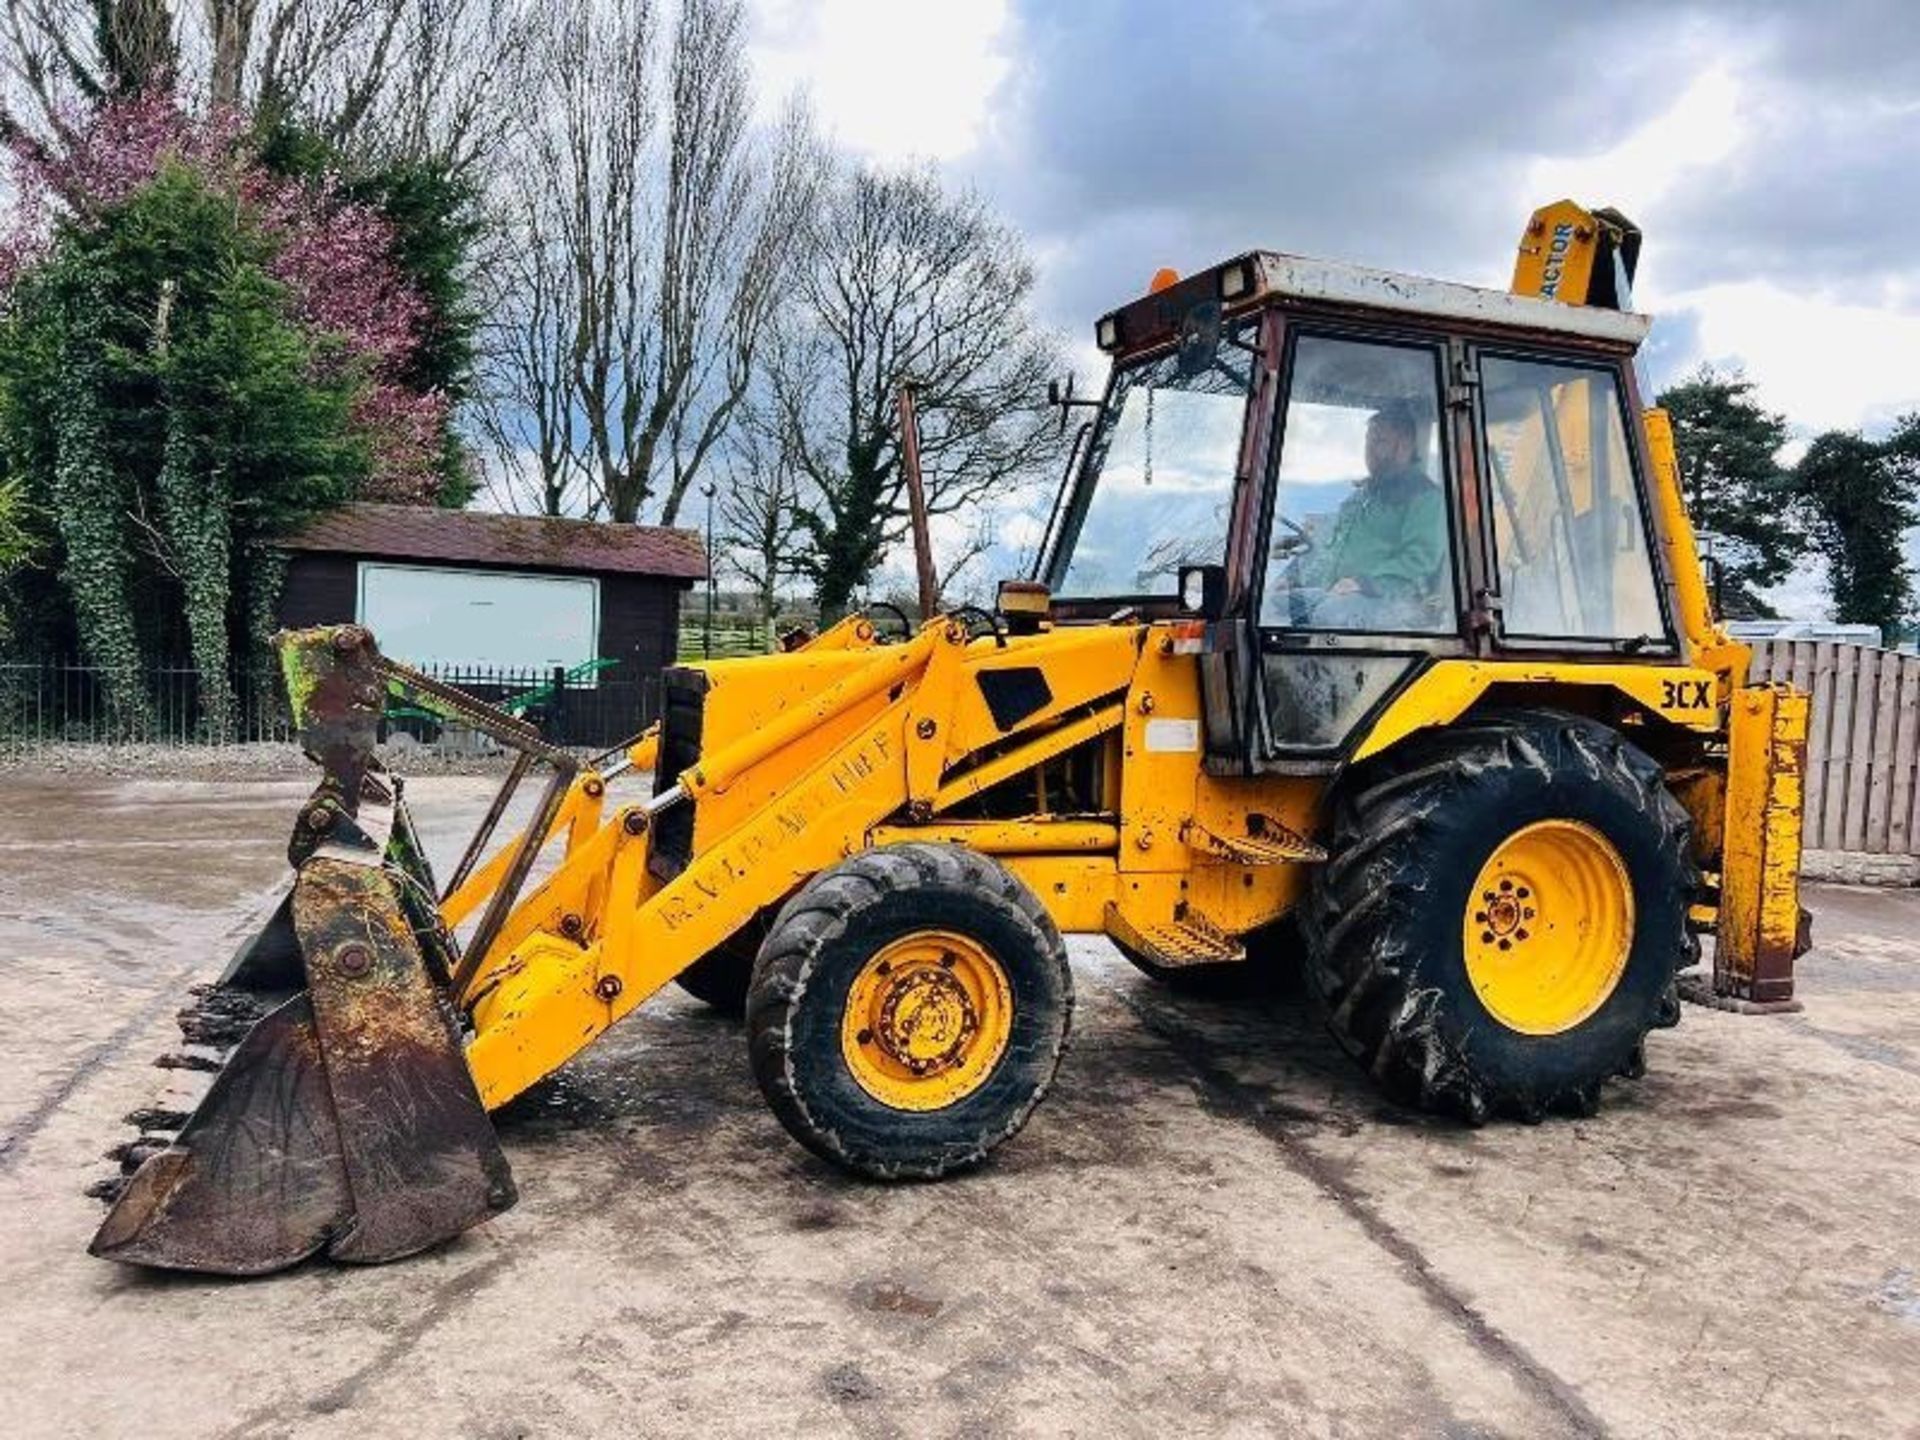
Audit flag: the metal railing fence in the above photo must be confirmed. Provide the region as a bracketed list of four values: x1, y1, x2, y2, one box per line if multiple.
[0, 656, 662, 757]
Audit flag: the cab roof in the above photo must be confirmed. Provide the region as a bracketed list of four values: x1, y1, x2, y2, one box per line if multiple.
[1098, 251, 1653, 357]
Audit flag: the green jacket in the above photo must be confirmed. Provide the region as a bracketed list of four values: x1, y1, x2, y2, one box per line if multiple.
[1303, 467, 1446, 600]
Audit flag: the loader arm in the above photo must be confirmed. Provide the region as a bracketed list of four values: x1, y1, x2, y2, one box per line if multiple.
[457, 617, 1146, 1108]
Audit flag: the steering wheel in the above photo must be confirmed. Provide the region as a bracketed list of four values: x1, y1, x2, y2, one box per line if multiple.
[1273, 515, 1315, 556]
[861, 601, 914, 640]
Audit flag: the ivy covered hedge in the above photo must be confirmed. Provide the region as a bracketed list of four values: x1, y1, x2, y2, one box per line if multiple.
[0, 93, 478, 735]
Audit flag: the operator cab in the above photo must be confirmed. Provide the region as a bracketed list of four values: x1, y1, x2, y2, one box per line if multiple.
[1035, 251, 1678, 772]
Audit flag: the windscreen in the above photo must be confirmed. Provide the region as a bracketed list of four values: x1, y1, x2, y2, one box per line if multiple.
[1049, 319, 1257, 599]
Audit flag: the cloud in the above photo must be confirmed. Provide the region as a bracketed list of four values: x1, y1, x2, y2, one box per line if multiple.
[749, 0, 1013, 161]
[955, 1, 1917, 436]
[754, 0, 1920, 619]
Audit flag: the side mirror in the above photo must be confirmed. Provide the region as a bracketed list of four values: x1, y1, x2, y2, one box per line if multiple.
[1178, 564, 1227, 620]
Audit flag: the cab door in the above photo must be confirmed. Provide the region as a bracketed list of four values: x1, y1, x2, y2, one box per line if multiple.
[1244, 326, 1472, 764]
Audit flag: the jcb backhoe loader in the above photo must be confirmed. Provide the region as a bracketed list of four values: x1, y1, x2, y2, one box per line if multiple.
[90, 202, 1810, 1276]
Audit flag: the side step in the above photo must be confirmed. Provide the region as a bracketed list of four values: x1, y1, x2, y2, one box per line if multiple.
[1104, 902, 1245, 969]
[1183, 818, 1326, 865]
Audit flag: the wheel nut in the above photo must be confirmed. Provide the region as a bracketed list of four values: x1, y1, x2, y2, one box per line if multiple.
[337, 945, 372, 978]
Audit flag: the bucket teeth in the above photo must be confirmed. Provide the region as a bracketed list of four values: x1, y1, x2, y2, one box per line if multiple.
[154, 1048, 224, 1073]
[176, 986, 277, 1048]
[106, 1136, 174, 1171]
[87, 981, 278, 1206]
[124, 1106, 190, 1131]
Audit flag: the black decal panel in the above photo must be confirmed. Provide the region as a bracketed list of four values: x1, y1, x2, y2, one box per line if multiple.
[977, 667, 1054, 733]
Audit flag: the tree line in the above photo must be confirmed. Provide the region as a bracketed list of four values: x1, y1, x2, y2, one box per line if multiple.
[1659, 369, 1920, 640]
[0, 0, 1064, 730]
[2, 3, 1909, 741]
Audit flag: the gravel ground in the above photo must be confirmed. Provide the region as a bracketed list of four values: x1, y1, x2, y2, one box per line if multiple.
[1, 773, 1917, 1437]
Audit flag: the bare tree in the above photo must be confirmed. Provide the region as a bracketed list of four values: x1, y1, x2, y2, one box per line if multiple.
[0, 0, 523, 177]
[717, 420, 806, 628]
[475, 0, 816, 526]
[767, 163, 1065, 621]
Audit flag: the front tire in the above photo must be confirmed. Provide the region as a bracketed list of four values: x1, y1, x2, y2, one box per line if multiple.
[1301, 709, 1693, 1122]
[746, 844, 1072, 1180]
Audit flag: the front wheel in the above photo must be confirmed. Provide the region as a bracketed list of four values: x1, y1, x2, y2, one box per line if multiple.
[1301, 709, 1693, 1122]
[745, 844, 1072, 1180]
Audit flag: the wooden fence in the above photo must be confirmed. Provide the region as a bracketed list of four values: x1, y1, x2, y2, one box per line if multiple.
[1748, 640, 1920, 855]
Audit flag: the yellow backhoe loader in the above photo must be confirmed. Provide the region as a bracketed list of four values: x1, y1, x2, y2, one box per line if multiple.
[89, 202, 1811, 1276]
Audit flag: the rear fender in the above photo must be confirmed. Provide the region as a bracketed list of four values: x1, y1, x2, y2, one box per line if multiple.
[1350, 658, 1722, 764]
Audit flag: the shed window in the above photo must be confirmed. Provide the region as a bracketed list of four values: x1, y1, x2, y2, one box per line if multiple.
[357, 563, 600, 677]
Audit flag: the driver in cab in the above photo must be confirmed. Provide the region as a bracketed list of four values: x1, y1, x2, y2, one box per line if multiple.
[1287, 402, 1446, 627]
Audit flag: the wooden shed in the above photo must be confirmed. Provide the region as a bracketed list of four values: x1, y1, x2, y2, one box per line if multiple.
[277, 503, 707, 743]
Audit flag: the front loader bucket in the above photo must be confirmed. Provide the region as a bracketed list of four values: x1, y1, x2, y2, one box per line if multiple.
[91, 859, 516, 1275]
[87, 625, 532, 1277]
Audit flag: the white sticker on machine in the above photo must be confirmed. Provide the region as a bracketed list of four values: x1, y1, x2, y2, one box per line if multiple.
[1144, 718, 1201, 753]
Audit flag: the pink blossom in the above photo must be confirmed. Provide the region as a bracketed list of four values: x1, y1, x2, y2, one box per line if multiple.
[354, 384, 450, 503]
[1, 89, 454, 505]
[254, 176, 426, 368]
[30, 90, 246, 214]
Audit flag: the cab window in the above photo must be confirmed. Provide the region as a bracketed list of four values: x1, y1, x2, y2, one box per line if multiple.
[1479, 356, 1666, 643]
[1260, 335, 1453, 635]
[1051, 318, 1257, 599]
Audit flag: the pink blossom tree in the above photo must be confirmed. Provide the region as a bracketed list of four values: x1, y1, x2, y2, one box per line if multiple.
[2, 90, 451, 501]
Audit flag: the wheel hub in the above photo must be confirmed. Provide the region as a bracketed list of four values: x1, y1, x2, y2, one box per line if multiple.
[841, 930, 1013, 1111]
[872, 964, 981, 1075]
[1462, 819, 1634, 1036]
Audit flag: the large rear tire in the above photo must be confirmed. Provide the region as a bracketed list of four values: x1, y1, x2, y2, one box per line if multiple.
[674, 927, 762, 1014]
[1301, 709, 1692, 1123]
[746, 844, 1072, 1179]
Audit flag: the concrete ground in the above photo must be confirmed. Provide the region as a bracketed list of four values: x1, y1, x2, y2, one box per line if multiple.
[1, 774, 1917, 1439]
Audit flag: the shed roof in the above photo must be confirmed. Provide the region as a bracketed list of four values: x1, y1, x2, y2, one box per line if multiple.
[279, 502, 708, 581]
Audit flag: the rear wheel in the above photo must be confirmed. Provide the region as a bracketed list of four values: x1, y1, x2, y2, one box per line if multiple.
[674, 926, 762, 1014]
[746, 844, 1072, 1179]
[1301, 709, 1692, 1122]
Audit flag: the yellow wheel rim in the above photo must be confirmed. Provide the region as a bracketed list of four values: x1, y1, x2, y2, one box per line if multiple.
[1462, 820, 1634, 1036]
[841, 930, 1013, 1111]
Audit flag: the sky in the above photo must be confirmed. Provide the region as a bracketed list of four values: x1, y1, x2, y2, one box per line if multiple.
[749, 0, 1920, 619]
